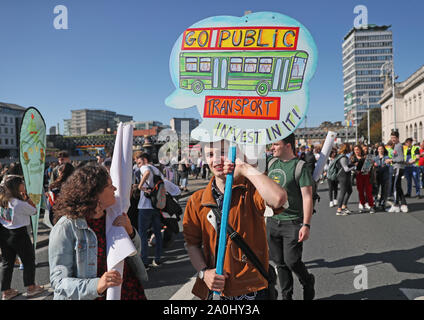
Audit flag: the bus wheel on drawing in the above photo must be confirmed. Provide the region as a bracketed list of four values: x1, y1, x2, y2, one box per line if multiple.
[256, 81, 270, 96]
[192, 80, 204, 94]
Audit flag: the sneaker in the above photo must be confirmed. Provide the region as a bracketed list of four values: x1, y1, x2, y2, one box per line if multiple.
[333, 199, 338, 206]
[364, 203, 371, 211]
[400, 205, 409, 213]
[152, 259, 162, 267]
[386, 205, 400, 213]
[26, 285, 45, 297]
[358, 203, 365, 213]
[329, 201, 334, 208]
[2, 289, 20, 300]
[336, 208, 350, 216]
[303, 274, 315, 300]
[342, 208, 352, 215]
[369, 207, 376, 214]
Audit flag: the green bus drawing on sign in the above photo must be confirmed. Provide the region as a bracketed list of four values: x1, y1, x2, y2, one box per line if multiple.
[179, 50, 308, 96]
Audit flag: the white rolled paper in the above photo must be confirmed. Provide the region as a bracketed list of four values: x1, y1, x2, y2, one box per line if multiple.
[312, 131, 337, 182]
[106, 123, 137, 300]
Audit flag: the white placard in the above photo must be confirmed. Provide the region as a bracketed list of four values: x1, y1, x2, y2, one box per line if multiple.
[106, 123, 137, 300]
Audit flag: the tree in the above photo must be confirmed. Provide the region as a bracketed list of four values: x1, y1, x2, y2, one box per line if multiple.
[358, 108, 382, 144]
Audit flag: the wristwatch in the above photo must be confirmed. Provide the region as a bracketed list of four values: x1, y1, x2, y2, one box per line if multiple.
[301, 223, 311, 229]
[198, 267, 207, 280]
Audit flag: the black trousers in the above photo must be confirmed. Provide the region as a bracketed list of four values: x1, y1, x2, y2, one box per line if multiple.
[375, 171, 390, 207]
[266, 218, 311, 299]
[0, 225, 36, 291]
[393, 168, 407, 206]
[336, 173, 353, 208]
[327, 179, 338, 202]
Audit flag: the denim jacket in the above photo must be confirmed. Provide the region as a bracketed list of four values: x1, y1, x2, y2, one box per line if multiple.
[48, 215, 148, 300]
[374, 155, 390, 177]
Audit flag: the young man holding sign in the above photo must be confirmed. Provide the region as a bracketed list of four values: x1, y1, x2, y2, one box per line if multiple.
[183, 140, 287, 300]
[267, 133, 316, 300]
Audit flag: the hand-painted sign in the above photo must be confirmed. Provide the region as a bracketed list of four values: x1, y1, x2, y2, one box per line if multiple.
[19, 107, 46, 249]
[166, 12, 317, 145]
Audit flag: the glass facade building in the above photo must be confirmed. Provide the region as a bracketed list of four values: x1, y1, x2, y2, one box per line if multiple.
[342, 25, 393, 126]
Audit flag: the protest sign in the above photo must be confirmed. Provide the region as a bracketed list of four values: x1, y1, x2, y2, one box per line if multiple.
[166, 11, 317, 145]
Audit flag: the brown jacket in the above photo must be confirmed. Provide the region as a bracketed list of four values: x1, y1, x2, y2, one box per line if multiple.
[183, 176, 276, 299]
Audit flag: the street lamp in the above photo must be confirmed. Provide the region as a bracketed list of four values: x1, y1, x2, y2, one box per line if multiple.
[380, 61, 397, 131]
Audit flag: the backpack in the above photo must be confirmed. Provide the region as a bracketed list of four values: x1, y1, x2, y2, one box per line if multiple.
[163, 193, 183, 220]
[144, 166, 167, 210]
[267, 157, 320, 214]
[327, 154, 344, 181]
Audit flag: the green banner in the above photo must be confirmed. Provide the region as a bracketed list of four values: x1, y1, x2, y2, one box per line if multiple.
[19, 107, 46, 250]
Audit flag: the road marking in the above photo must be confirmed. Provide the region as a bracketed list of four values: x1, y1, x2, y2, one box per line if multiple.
[170, 275, 197, 300]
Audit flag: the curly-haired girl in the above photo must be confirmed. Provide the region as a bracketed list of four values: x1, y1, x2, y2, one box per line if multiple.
[49, 164, 147, 300]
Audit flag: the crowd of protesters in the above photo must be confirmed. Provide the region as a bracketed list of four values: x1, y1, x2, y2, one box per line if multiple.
[1, 129, 424, 300]
[295, 130, 424, 216]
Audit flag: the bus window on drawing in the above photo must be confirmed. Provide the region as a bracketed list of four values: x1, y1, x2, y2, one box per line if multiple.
[230, 58, 242, 72]
[244, 58, 257, 73]
[291, 57, 306, 78]
[200, 58, 211, 72]
[259, 58, 272, 73]
[186, 57, 198, 72]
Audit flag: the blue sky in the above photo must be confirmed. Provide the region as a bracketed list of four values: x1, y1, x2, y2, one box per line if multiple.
[0, 0, 423, 132]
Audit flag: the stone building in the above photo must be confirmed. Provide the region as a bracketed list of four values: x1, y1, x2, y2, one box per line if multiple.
[380, 65, 424, 143]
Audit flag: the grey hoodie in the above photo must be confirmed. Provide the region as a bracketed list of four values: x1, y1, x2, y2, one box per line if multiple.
[392, 142, 405, 170]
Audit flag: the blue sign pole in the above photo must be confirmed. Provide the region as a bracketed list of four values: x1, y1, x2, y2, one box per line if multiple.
[214, 145, 237, 296]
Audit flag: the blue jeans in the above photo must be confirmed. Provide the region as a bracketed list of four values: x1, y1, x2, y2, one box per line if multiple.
[420, 167, 424, 188]
[138, 209, 163, 265]
[180, 177, 188, 188]
[404, 166, 420, 196]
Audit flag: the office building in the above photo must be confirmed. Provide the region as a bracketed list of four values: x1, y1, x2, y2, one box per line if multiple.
[63, 119, 71, 136]
[69, 109, 133, 136]
[131, 121, 168, 131]
[343, 25, 393, 126]
[0, 102, 26, 158]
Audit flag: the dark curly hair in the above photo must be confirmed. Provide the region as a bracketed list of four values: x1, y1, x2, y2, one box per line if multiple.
[52, 164, 110, 223]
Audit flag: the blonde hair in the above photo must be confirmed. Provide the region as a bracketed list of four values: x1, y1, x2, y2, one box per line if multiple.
[338, 143, 351, 155]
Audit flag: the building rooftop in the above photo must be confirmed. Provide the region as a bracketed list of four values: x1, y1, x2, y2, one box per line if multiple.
[0, 102, 26, 111]
[343, 24, 391, 41]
